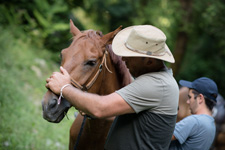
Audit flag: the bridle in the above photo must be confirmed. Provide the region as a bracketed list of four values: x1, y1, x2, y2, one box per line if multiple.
[57, 46, 111, 106]
[70, 46, 112, 91]
[71, 45, 112, 150]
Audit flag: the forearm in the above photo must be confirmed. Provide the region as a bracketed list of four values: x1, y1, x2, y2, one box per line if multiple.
[62, 85, 106, 118]
[45, 67, 126, 118]
[61, 84, 135, 118]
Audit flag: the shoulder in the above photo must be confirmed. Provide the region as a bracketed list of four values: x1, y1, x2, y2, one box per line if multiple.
[144, 68, 178, 89]
[193, 115, 215, 128]
[177, 115, 199, 127]
[136, 68, 177, 86]
[183, 115, 199, 123]
[178, 115, 215, 128]
[176, 115, 210, 131]
[190, 114, 214, 123]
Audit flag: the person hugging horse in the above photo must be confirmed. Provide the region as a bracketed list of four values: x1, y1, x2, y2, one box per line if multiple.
[46, 25, 179, 150]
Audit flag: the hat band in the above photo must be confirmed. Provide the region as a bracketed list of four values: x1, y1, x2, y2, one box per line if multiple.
[125, 42, 170, 56]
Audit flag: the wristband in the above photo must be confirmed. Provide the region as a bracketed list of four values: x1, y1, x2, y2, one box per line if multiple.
[58, 84, 71, 105]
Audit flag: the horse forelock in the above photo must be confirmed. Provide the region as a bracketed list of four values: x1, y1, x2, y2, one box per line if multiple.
[84, 30, 102, 39]
[72, 30, 101, 41]
[79, 30, 104, 53]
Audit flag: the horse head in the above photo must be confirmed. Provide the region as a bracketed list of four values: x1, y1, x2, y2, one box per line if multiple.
[42, 20, 122, 123]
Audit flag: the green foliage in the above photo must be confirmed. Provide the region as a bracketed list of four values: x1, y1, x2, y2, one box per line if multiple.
[73, 0, 134, 32]
[72, 0, 225, 96]
[0, 0, 74, 52]
[71, 0, 181, 51]
[1, 2, 225, 149]
[132, 0, 181, 51]
[0, 26, 75, 150]
[176, 0, 225, 96]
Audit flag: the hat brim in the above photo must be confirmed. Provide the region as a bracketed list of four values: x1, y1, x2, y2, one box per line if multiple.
[179, 80, 193, 89]
[112, 25, 175, 63]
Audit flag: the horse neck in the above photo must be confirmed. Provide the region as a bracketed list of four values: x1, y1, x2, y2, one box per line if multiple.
[97, 48, 131, 95]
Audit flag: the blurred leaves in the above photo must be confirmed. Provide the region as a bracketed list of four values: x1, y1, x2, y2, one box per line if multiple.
[1, 0, 225, 95]
[1, 1, 225, 149]
[177, 0, 225, 80]
[0, 0, 73, 51]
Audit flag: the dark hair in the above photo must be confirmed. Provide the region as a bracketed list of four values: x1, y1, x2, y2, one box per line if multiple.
[204, 97, 216, 111]
[192, 89, 216, 111]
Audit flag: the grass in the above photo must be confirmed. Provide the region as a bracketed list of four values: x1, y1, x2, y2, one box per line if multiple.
[0, 26, 76, 150]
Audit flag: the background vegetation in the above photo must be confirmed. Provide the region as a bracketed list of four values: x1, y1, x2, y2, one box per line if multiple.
[1, 0, 225, 149]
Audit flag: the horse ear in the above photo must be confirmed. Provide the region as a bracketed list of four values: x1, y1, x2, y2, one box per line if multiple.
[101, 25, 122, 45]
[70, 19, 82, 36]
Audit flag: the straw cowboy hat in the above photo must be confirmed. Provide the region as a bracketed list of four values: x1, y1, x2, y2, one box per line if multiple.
[112, 25, 175, 63]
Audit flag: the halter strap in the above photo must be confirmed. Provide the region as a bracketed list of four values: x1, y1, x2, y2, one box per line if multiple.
[71, 46, 110, 150]
[70, 46, 110, 91]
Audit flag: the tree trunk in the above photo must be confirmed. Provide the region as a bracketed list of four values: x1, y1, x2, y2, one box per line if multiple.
[171, 0, 193, 76]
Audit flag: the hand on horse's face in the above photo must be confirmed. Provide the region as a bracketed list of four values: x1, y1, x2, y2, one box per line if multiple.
[46, 66, 71, 95]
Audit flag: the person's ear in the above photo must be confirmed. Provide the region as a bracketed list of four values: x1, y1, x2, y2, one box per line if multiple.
[146, 58, 153, 66]
[198, 94, 204, 104]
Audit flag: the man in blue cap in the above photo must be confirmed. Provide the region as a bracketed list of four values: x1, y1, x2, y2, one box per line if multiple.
[169, 77, 218, 150]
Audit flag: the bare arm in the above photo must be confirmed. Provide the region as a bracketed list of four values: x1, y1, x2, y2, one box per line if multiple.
[62, 86, 135, 118]
[171, 135, 177, 141]
[46, 66, 135, 118]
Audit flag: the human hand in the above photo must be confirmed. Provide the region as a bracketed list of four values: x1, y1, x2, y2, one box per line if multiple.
[46, 66, 71, 95]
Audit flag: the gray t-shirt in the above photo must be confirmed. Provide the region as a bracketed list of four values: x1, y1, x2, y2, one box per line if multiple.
[118, 68, 179, 115]
[104, 68, 179, 150]
[169, 115, 216, 150]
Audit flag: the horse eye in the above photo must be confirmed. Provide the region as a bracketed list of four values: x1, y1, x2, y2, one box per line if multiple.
[85, 60, 96, 66]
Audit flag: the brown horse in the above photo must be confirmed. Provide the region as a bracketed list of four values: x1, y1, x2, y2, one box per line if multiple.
[177, 86, 225, 150]
[42, 20, 132, 150]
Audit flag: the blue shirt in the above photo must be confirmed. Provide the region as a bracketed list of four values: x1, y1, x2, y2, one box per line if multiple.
[169, 114, 216, 150]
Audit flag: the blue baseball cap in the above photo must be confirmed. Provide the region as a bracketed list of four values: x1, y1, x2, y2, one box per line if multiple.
[179, 77, 218, 102]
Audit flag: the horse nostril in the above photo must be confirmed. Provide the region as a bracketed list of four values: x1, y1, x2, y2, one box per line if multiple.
[48, 98, 57, 109]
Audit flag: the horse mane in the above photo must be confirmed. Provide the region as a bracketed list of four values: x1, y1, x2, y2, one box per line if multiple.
[107, 45, 132, 86]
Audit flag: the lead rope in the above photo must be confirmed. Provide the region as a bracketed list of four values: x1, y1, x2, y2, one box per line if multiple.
[104, 51, 112, 74]
[74, 115, 87, 150]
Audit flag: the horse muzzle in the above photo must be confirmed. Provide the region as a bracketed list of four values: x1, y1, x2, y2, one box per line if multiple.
[42, 90, 71, 123]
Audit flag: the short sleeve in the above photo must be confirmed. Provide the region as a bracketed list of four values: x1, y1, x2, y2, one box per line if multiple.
[173, 116, 198, 144]
[116, 74, 163, 113]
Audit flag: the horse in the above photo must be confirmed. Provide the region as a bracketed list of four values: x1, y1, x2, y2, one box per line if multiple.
[177, 86, 225, 150]
[42, 20, 132, 150]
